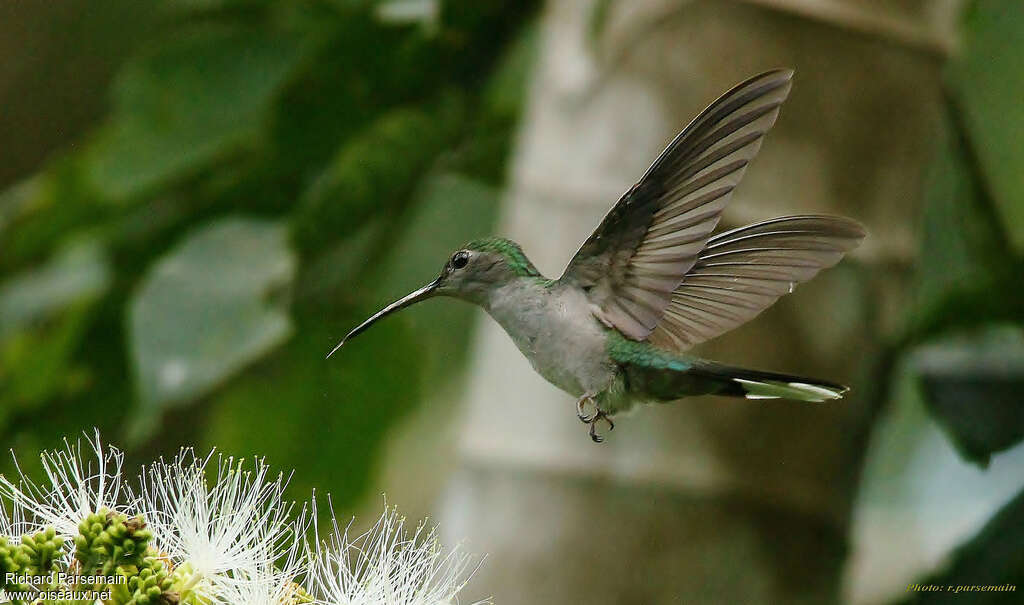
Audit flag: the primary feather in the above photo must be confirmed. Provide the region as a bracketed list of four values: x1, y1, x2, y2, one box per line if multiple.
[647, 215, 866, 351]
[560, 69, 794, 339]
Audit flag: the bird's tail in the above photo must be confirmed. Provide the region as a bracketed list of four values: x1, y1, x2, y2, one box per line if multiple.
[692, 362, 849, 402]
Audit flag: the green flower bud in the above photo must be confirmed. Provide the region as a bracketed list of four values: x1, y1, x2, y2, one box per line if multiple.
[113, 553, 178, 605]
[17, 526, 66, 578]
[75, 509, 155, 576]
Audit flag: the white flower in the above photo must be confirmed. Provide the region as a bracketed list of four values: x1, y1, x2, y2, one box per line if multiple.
[0, 432, 490, 605]
[307, 500, 487, 605]
[213, 526, 309, 605]
[0, 430, 132, 538]
[215, 572, 304, 605]
[132, 448, 299, 602]
[0, 494, 34, 542]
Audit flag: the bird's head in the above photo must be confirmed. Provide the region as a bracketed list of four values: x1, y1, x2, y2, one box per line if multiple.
[327, 237, 539, 357]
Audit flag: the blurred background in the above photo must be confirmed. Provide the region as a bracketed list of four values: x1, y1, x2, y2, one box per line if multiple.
[0, 0, 1021, 603]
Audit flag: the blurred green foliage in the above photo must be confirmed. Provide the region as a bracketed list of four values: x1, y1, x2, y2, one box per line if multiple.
[0, 0, 538, 509]
[904, 0, 1024, 464]
[128, 218, 296, 439]
[888, 0, 1024, 597]
[87, 24, 306, 200]
[292, 98, 465, 256]
[946, 0, 1024, 251]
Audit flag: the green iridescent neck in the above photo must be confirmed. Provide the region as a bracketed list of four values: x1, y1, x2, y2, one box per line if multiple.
[465, 236, 543, 279]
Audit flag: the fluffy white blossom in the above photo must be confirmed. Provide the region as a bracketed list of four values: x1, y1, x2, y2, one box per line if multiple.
[132, 448, 300, 603]
[0, 432, 485, 605]
[212, 525, 309, 605]
[0, 430, 132, 538]
[215, 572, 306, 605]
[0, 495, 33, 542]
[307, 500, 487, 605]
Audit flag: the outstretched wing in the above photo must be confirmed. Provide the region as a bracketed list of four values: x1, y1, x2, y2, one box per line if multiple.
[559, 69, 793, 339]
[647, 215, 866, 351]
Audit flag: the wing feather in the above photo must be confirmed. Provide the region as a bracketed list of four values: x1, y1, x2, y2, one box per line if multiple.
[559, 69, 794, 339]
[647, 216, 866, 351]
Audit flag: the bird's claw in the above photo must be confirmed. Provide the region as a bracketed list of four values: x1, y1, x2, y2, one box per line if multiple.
[576, 394, 613, 442]
[587, 410, 614, 443]
[576, 394, 597, 423]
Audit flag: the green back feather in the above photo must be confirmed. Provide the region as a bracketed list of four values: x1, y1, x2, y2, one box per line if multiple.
[606, 330, 692, 371]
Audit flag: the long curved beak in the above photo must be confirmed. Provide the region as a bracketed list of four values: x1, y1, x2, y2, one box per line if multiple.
[326, 277, 441, 359]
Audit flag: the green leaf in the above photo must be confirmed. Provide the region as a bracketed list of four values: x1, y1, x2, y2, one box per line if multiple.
[911, 325, 1024, 468]
[375, 0, 439, 29]
[289, 97, 465, 256]
[0, 176, 45, 240]
[911, 116, 1020, 339]
[946, 0, 1024, 252]
[0, 239, 110, 418]
[128, 217, 296, 437]
[0, 159, 110, 273]
[268, 11, 449, 175]
[86, 25, 304, 200]
[0, 239, 111, 339]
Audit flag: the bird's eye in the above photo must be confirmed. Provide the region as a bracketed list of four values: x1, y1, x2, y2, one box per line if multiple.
[451, 251, 470, 269]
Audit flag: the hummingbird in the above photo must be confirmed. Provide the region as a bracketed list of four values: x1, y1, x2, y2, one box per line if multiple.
[329, 69, 866, 442]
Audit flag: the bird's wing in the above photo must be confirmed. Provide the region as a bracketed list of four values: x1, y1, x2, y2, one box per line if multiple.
[559, 69, 793, 340]
[647, 215, 866, 351]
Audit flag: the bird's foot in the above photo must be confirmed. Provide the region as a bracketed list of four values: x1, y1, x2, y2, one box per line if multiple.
[587, 410, 615, 443]
[576, 393, 598, 423]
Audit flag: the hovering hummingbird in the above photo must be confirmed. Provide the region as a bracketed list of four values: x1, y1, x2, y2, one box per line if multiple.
[329, 69, 866, 442]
